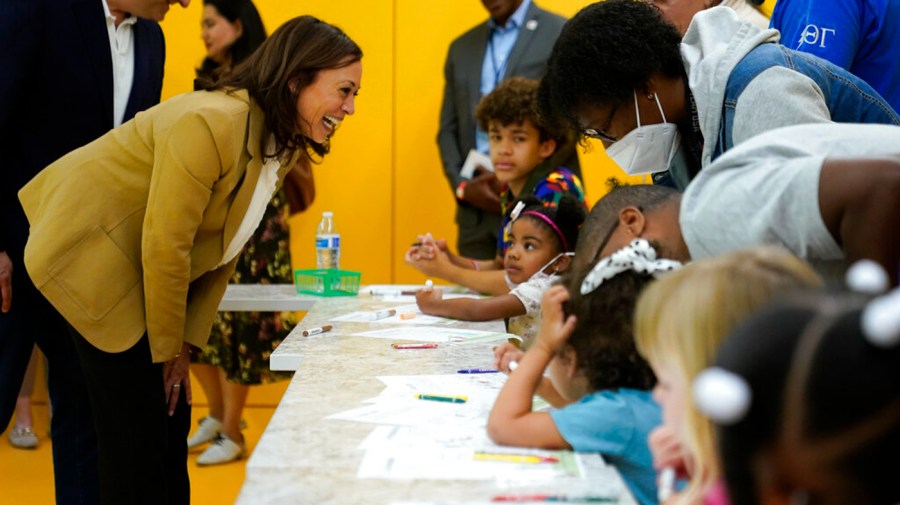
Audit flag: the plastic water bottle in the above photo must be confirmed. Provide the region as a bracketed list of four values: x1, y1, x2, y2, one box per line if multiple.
[315, 211, 340, 269]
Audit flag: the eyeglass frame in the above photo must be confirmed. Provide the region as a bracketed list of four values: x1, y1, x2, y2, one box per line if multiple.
[581, 101, 621, 144]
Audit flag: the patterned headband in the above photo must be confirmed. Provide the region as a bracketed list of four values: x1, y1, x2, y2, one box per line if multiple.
[579, 238, 682, 295]
[520, 210, 570, 252]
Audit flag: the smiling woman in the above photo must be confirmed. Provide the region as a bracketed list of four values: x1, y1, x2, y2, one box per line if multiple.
[18, 15, 362, 505]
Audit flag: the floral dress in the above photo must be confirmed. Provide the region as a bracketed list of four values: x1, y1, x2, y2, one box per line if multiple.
[191, 189, 297, 385]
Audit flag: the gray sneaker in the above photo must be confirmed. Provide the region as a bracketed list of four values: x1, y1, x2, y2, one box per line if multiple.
[187, 416, 222, 450]
[196, 434, 246, 466]
[8, 426, 38, 449]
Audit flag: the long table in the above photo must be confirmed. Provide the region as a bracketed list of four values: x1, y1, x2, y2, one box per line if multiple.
[236, 293, 637, 504]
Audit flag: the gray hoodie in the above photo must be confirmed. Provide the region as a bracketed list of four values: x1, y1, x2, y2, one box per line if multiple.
[681, 7, 832, 168]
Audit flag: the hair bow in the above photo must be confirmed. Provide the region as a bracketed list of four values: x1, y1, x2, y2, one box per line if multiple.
[579, 238, 682, 294]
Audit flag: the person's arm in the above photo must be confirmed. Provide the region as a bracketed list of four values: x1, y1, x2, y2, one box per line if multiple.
[487, 286, 575, 448]
[818, 157, 900, 285]
[731, 68, 832, 150]
[142, 109, 233, 361]
[0, 2, 42, 312]
[406, 243, 509, 295]
[415, 288, 524, 321]
[493, 342, 570, 407]
[437, 46, 464, 193]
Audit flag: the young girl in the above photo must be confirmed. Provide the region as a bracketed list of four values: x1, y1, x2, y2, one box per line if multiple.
[487, 239, 681, 505]
[698, 282, 900, 505]
[416, 194, 585, 345]
[633, 247, 822, 505]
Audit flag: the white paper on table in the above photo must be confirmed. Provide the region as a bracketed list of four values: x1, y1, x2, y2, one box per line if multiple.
[357, 446, 577, 480]
[351, 326, 517, 343]
[326, 397, 486, 427]
[331, 310, 454, 325]
[459, 149, 494, 179]
[358, 424, 495, 452]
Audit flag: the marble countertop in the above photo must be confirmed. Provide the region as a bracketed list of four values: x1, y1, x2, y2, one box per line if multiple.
[237, 293, 637, 505]
[269, 293, 504, 372]
[218, 284, 318, 312]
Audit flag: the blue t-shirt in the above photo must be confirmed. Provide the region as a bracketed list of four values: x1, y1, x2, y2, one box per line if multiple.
[770, 0, 900, 112]
[550, 389, 661, 505]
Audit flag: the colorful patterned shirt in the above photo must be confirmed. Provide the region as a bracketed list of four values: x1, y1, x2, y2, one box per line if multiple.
[497, 165, 586, 257]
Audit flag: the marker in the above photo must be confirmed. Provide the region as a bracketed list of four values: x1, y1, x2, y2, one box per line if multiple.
[392, 342, 438, 349]
[492, 495, 617, 502]
[414, 394, 467, 403]
[399, 313, 417, 320]
[301, 325, 333, 337]
[457, 368, 498, 374]
[473, 452, 559, 464]
[369, 309, 396, 320]
[411, 242, 423, 247]
[658, 467, 676, 502]
[400, 279, 434, 296]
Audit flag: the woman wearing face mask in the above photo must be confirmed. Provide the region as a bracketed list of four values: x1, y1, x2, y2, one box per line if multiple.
[538, 0, 899, 190]
[18, 16, 362, 504]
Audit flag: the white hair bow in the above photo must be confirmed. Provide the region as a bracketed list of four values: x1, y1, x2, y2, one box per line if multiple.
[580, 238, 682, 294]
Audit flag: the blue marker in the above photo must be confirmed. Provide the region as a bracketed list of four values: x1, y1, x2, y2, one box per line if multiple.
[457, 368, 499, 374]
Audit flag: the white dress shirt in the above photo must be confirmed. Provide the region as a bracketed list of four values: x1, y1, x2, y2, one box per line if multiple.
[100, 0, 137, 126]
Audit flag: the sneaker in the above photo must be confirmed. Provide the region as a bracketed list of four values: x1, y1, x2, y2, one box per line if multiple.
[8, 426, 38, 449]
[187, 416, 222, 450]
[196, 434, 246, 466]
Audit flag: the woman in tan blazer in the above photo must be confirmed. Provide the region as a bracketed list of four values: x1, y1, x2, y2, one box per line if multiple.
[18, 15, 362, 505]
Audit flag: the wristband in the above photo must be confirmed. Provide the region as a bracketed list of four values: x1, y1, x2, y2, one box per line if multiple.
[455, 181, 468, 201]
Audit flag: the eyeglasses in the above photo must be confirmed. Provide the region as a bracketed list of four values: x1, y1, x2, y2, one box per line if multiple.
[581, 102, 620, 144]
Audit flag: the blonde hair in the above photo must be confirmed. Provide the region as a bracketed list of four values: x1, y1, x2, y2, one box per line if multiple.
[634, 246, 822, 504]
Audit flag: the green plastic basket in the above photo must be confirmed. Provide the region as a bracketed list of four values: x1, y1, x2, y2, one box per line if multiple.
[294, 269, 361, 297]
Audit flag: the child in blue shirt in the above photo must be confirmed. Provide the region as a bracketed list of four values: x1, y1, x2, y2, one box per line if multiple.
[488, 239, 682, 505]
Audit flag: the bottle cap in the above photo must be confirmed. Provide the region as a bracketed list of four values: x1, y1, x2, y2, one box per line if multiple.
[323, 211, 334, 217]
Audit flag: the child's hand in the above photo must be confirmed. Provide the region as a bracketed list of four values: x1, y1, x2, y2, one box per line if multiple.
[534, 285, 577, 355]
[493, 342, 524, 374]
[648, 425, 690, 476]
[415, 287, 443, 312]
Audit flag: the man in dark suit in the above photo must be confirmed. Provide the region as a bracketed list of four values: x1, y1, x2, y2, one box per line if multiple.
[438, 0, 577, 260]
[0, 0, 186, 502]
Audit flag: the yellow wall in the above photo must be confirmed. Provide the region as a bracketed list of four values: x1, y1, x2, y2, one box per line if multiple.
[158, 0, 774, 285]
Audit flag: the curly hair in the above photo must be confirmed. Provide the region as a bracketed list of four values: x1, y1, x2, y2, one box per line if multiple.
[475, 77, 559, 144]
[538, 0, 683, 136]
[199, 16, 362, 161]
[559, 267, 657, 392]
[509, 193, 586, 254]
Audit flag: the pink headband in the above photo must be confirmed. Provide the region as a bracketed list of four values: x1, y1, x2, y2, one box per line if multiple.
[520, 210, 570, 252]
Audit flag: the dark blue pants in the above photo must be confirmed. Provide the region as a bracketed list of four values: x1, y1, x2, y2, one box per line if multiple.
[0, 272, 99, 504]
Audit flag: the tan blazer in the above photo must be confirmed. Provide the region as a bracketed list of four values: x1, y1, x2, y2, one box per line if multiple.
[19, 89, 298, 363]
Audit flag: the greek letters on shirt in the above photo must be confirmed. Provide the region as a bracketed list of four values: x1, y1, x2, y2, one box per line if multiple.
[799, 23, 837, 48]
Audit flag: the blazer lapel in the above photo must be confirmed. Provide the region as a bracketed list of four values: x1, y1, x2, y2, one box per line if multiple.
[221, 91, 264, 252]
[72, 0, 114, 128]
[504, 3, 542, 77]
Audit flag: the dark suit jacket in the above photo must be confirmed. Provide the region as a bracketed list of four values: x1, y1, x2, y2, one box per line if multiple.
[0, 0, 165, 266]
[437, 2, 575, 258]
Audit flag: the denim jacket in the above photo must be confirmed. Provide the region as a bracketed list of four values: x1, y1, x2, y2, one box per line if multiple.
[714, 43, 900, 160]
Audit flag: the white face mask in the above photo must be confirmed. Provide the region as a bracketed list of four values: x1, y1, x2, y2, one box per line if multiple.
[528, 252, 575, 284]
[505, 252, 574, 289]
[606, 91, 681, 175]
